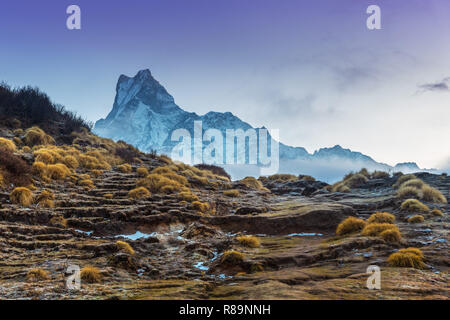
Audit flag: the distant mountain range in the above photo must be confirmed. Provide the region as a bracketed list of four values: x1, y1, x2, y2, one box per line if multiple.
[94, 69, 425, 182]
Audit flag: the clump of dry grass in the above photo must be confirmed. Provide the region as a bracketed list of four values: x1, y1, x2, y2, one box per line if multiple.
[397, 186, 422, 199]
[393, 174, 416, 188]
[49, 216, 67, 227]
[240, 177, 270, 192]
[400, 178, 426, 189]
[46, 163, 71, 180]
[361, 223, 399, 237]
[400, 199, 429, 212]
[117, 163, 132, 173]
[63, 155, 79, 169]
[32, 161, 47, 178]
[137, 167, 149, 177]
[396, 177, 446, 204]
[330, 182, 351, 193]
[387, 248, 425, 269]
[236, 235, 260, 248]
[408, 215, 425, 223]
[21, 146, 31, 153]
[90, 169, 103, 177]
[192, 201, 210, 213]
[421, 185, 447, 203]
[266, 174, 298, 182]
[35, 189, 55, 208]
[336, 217, 366, 236]
[380, 229, 402, 243]
[177, 191, 199, 202]
[128, 187, 151, 200]
[24, 127, 55, 146]
[221, 250, 245, 265]
[344, 173, 369, 188]
[78, 179, 95, 190]
[224, 189, 240, 197]
[431, 209, 444, 217]
[367, 212, 395, 224]
[10, 187, 33, 206]
[26, 268, 50, 281]
[81, 266, 102, 283]
[0, 137, 16, 152]
[371, 171, 390, 179]
[137, 173, 189, 194]
[116, 240, 135, 255]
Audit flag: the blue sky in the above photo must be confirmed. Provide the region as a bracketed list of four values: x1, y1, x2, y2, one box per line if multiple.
[1, 0, 449, 169]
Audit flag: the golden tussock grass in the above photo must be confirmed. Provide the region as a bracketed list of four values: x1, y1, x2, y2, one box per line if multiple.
[177, 191, 199, 202]
[361, 223, 399, 237]
[117, 163, 132, 173]
[24, 127, 55, 146]
[400, 178, 426, 189]
[10, 187, 33, 206]
[336, 217, 366, 236]
[49, 216, 67, 227]
[240, 176, 270, 192]
[137, 167, 149, 177]
[0, 137, 16, 152]
[393, 174, 416, 188]
[32, 161, 47, 178]
[116, 240, 135, 255]
[408, 215, 425, 223]
[128, 187, 151, 200]
[330, 182, 351, 193]
[371, 171, 390, 179]
[26, 268, 50, 281]
[90, 169, 104, 177]
[78, 179, 95, 190]
[397, 186, 422, 199]
[63, 155, 79, 169]
[344, 173, 369, 188]
[267, 174, 298, 182]
[431, 209, 444, 217]
[387, 248, 425, 269]
[421, 185, 447, 203]
[379, 229, 402, 243]
[367, 212, 395, 224]
[192, 201, 210, 213]
[46, 163, 71, 180]
[400, 199, 429, 212]
[221, 250, 245, 265]
[137, 173, 188, 194]
[81, 266, 102, 283]
[21, 146, 31, 153]
[224, 189, 240, 197]
[38, 199, 55, 208]
[236, 235, 260, 248]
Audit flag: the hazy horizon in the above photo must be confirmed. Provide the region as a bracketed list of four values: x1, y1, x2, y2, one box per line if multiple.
[1, 0, 449, 170]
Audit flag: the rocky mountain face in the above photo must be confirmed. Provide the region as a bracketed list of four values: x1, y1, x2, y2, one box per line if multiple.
[94, 69, 419, 182]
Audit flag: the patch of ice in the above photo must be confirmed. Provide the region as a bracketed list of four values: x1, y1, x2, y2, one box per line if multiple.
[115, 231, 155, 241]
[194, 262, 208, 271]
[287, 232, 323, 237]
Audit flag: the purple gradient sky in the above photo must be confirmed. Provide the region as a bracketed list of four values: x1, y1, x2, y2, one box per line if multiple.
[1, 0, 449, 169]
